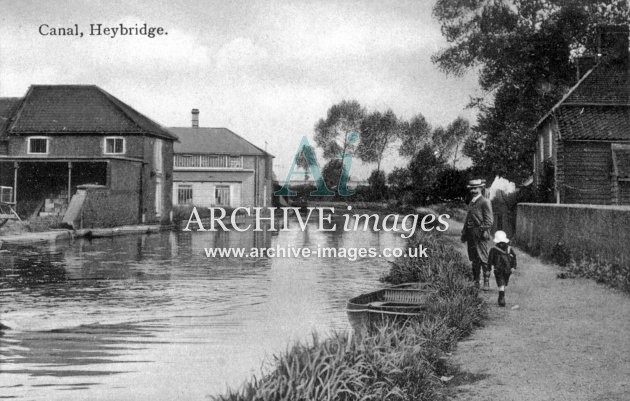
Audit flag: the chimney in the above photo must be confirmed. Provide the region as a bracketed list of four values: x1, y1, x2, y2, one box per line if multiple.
[597, 25, 629, 68]
[191, 108, 199, 128]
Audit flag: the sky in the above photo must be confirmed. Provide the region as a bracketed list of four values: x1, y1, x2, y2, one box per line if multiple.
[0, 0, 480, 179]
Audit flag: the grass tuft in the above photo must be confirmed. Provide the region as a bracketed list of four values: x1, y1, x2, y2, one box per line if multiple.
[212, 231, 485, 401]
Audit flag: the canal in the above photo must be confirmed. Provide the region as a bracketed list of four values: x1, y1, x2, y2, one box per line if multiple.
[0, 218, 405, 400]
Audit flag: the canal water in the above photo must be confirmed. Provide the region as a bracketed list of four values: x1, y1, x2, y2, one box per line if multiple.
[0, 218, 405, 400]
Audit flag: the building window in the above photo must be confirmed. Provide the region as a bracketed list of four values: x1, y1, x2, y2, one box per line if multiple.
[104, 137, 125, 154]
[612, 144, 630, 179]
[174, 154, 243, 169]
[539, 135, 544, 161]
[28, 137, 49, 154]
[155, 177, 163, 217]
[548, 127, 553, 158]
[177, 185, 193, 205]
[0, 186, 13, 203]
[215, 185, 230, 206]
[154, 139, 163, 173]
[177, 155, 194, 168]
[229, 156, 242, 168]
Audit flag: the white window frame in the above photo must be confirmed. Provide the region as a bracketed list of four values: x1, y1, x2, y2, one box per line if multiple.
[155, 176, 163, 217]
[104, 136, 126, 155]
[229, 156, 243, 168]
[154, 139, 163, 173]
[27, 136, 50, 154]
[612, 143, 630, 180]
[177, 184, 193, 205]
[539, 134, 544, 161]
[547, 127, 553, 158]
[215, 185, 231, 207]
[0, 186, 13, 203]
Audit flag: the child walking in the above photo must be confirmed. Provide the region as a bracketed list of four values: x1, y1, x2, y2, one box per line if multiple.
[488, 231, 517, 307]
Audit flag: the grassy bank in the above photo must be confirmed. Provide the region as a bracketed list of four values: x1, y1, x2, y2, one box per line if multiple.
[555, 256, 630, 293]
[213, 232, 485, 401]
[537, 241, 630, 293]
[515, 203, 630, 293]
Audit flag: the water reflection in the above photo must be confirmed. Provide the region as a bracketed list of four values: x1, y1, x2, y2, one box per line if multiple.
[0, 218, 404, 400]
[2, 322, 167, 377]
[0, 245, 67, 286]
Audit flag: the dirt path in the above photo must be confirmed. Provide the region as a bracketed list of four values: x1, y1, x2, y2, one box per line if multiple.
[443, 220, 630, 401]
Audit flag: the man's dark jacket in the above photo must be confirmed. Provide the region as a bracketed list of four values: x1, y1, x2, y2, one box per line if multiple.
[461, 195, 494, 263]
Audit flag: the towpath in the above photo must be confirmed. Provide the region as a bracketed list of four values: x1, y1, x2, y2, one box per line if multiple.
[443, 219, 630, 401]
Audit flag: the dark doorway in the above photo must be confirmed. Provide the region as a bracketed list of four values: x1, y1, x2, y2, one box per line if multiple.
[14, 162, 107, 217]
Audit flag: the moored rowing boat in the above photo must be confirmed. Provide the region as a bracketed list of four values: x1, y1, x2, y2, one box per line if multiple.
[346, 283, 437, 331]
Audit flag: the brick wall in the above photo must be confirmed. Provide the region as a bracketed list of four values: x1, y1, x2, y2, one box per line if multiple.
[80, 186, 139, 228]
[140, 137, 174, 224]
[8, 135, 144, 158]
[515, 203, 630, 265]
[109, 159, 141, 191]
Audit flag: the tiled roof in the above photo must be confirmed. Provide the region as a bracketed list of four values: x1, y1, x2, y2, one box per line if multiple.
[0, 98, 22, 137]
[556, 106, 630, 141]
[537, 61, 630, 140]
[563, 64, 629, 105]
[6, 85, 177, 140]
[169, 127, 271, 156]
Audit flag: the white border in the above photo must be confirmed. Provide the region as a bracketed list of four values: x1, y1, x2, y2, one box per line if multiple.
[26, 136, 50, 155]
[103, 136, 126, 155]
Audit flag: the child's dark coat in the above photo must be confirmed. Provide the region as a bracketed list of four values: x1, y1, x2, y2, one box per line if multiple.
[488, 244, 517, 286]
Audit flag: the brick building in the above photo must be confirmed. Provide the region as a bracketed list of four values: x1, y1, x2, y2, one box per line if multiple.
[0, 85, 177, 227]
[534, 26, 630, 205]
[169, 109, 273, 209]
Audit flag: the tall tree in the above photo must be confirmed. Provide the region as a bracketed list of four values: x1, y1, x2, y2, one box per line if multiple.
[398, 113, 471, 167]
[367, 169, 387, 201]
[314, 100, 365, 161]
[398, 113, 432, 158]
[357, 109, 401, 172]
[296, 145, 313, 182]
[407, 144, 447, 205]
[321, 159, 344, 193]
[433, 117, 471, 166]
[388, 167, 412, 199]
[432, 0, 628, 182]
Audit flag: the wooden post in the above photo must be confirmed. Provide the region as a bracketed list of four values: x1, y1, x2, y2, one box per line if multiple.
[68, 161, 73, 201]
[13, 161, 18, 203]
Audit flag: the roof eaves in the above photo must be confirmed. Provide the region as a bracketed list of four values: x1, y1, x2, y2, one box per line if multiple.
[170, 126, 269, 155]
[94, 87, 153, 134]
[218, 127, 269, 156]
[0, 97, 23, 136]
[95, 86, 178, 141]
[534, 64, 598, 129]
[7, 86, 34, 133]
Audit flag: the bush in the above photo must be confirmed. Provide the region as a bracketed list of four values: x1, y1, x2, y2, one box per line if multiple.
[559, 257, 630, 293]
[430, 202, 467, 223]
[367, 169, 387, 201]
[432, 167, 468, 202]
[407, 145, 446, 205]
[550, 242, 572, 266]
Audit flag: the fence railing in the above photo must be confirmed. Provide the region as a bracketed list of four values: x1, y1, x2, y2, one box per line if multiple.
[174, 154, 243, 169]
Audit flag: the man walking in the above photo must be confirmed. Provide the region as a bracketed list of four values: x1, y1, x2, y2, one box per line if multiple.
[461, 179, 494, 290]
